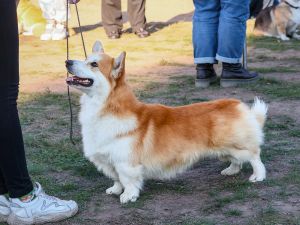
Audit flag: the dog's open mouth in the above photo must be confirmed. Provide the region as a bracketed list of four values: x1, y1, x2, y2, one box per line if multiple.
[66, 76, 94, 87]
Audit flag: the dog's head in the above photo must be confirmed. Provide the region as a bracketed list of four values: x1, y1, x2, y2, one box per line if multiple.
[65, 41, 126, 97]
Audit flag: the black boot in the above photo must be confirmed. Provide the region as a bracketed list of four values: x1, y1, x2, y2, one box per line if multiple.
[221, 63, 259, 87]
[195, 64, 217, 88]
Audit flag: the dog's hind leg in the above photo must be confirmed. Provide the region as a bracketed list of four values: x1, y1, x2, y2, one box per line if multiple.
[248, 150, 266, 182]
[221, 159, 242, 176]
[115, 163, 144, 204]
[229, 148, 266, 182]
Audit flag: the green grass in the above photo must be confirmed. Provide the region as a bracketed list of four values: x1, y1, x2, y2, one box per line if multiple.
[124, 179, 190, 208]
[158, 59, 190, 67]
[289, 130, 300, 138]
[224, 209, 242, 217]
[248, 35, 300, 51]
[245, 77, 300, 99]
[181, 219, 217, 225]
[146, 180, 189, 194]
[203, 189, 258, 213]
[249, 55, 300, 63]
[247, 206, 300, 225]
[137, 75, 209, 106]
[262, 116, 300, 163]
[249, 67, 298, 74]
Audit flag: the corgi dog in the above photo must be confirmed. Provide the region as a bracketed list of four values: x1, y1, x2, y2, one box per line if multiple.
[65, 41, 268, 204]
[254, 0, 300, 40]
[17, 0, 46, 36]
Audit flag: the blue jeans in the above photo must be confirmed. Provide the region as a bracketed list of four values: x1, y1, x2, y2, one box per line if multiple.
[193, 0, 250, 64]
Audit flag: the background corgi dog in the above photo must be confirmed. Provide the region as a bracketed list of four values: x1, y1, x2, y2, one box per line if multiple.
[17, 0, 46, 36]
[254, 0, 300, 40]
[250, 0, 277, 18]
[66, 41, 268, 204]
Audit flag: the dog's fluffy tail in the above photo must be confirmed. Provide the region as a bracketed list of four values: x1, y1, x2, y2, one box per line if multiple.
[251, 97, 268, 128]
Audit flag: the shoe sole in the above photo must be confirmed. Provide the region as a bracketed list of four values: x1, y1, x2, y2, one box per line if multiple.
[7, 206, 78, 225]
[195, 76, 217, 88]
[220, 76, 260, 88]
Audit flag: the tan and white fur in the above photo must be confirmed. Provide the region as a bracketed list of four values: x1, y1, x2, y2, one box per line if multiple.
[66, 41, 268, 204]
[254, 0, 300, 41]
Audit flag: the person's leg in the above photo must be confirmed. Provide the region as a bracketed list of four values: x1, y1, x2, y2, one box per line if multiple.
[39, 0, 56, 41]
[217, 0, 250, 63]
[0, 171, 8, 195]
[51, 0, 68, 41]
[193, 0, 220, 87]
[127, 0, 148, 37]
[193, 0, 220, 64]
[0, 2, 79, 224]
[0, 0, 34, 199]
[102, 0, 123, 38]
[217, 0, 259, 87]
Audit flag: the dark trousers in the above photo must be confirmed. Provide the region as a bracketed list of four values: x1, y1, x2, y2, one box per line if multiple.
[0, 0, 33, 198]
[101, 0, 146, 35]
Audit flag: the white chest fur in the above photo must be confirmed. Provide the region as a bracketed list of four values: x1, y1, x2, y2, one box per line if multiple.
[79, 95, 137, 163]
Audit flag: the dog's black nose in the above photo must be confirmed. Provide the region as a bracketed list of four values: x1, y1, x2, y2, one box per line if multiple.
[65, 60, 73, 66]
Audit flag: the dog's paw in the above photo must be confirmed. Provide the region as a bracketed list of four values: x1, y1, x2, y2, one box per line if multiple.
[280, 35, 290, 41]
[221, 164, 241, 176]
[249, 173, 265, 182]
[120, 191, 139, 204]
[221, 167, 239, 176]
[106, 183, 123, 195]
[293, 34, 300, 40]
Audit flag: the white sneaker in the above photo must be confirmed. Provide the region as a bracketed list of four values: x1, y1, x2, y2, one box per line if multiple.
[52, 23, 67, 41]
[40, 23, 55, 41]
[0, 195, 11, 223]
[7, 182, 78, 225]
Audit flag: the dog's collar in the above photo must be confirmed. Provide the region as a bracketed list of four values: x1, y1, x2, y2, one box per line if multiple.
[284, 0, 300, 9]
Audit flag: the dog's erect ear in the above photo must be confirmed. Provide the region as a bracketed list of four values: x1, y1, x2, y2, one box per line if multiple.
[92, 41, 104, 54]
[112, 52, 126, 79]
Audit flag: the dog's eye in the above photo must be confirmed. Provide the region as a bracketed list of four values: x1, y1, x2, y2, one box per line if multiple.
[91, 62, 98, 67]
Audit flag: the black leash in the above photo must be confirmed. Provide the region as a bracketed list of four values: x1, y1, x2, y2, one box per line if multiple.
[284, 0, 300, 9]
[66, 0, 87, 145]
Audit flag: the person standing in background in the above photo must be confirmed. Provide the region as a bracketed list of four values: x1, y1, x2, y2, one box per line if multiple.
[193, 0, 259, 88]
[39, 0, 69, 40]
[102, 0, 149, 39]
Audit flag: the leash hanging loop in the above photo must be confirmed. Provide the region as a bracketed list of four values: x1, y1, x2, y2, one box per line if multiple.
[66, 0, 86, 145]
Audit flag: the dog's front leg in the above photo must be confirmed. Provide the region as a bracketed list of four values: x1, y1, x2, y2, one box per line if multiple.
[101, 165, 123, 196]
[276, 22, 290, 41]
[88, 155, 123, 195]
[115, 163, 143, 204]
